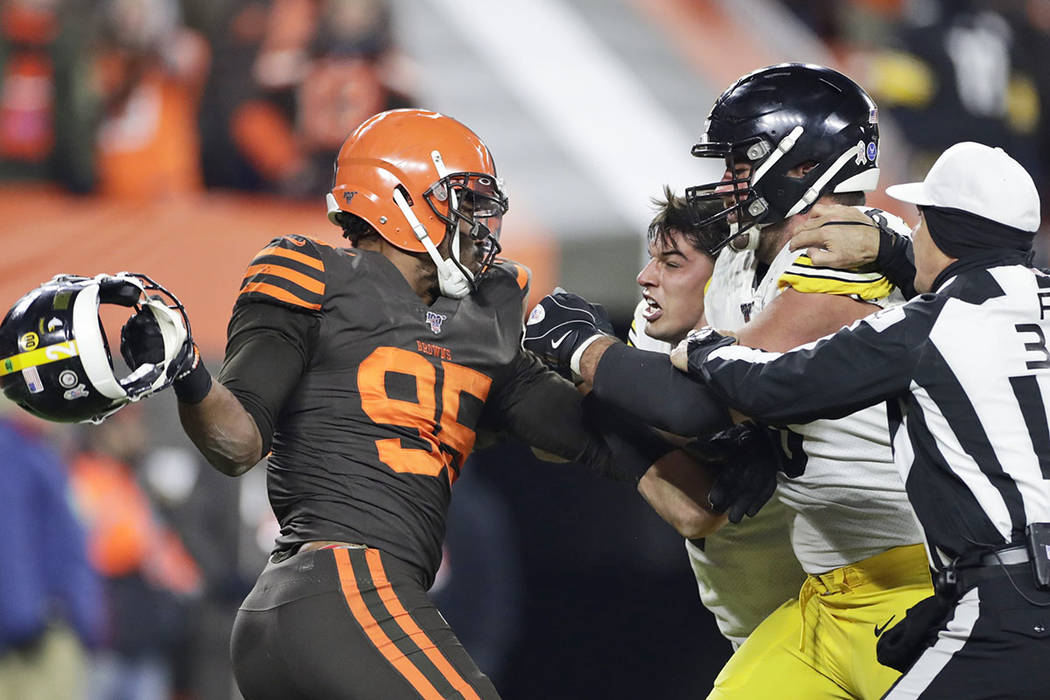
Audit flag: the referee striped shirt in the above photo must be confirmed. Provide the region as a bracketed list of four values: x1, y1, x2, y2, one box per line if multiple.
[691, 263, 1050, 569]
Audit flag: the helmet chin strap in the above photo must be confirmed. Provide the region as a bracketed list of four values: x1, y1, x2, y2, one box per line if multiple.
[391, 187, 473, 299]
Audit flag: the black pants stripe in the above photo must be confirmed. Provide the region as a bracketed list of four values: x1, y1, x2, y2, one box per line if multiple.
[231, 546, 500, 699]
[883, 566, 1050, 698]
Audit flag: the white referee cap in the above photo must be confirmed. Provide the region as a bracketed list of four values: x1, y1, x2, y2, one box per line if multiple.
[886, 141, 1041, 232]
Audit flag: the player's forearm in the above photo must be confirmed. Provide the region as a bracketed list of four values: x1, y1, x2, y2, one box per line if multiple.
[638, 450, 727, 539]
[178, 381, 263, 476]
[590, 342, 731, 437]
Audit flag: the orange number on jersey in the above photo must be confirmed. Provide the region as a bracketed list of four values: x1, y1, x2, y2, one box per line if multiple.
[357, 347, 493, 483]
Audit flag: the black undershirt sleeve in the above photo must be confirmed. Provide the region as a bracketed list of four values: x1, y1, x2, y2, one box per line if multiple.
[216, 302, 320, 456]
[591, 342, 731, 438]
[483, 349, 673, 481]
[876, 221, 918, 300]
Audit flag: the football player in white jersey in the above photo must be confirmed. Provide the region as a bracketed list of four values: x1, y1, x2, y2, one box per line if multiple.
[630, 187, 806, 648]
[525, 64, 935, 698]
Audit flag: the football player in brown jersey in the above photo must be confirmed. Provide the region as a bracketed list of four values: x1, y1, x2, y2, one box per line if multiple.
[119, 109, 676, 700]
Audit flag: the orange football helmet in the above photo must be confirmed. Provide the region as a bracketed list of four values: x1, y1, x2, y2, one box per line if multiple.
[326, 109, 508, 298]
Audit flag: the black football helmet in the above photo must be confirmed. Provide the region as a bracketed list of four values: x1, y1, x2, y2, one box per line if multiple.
[0, 273, 189, 423]
[686, 63, 881, 252]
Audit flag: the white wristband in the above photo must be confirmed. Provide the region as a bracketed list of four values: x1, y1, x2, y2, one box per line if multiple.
[569, 333, 605, 378]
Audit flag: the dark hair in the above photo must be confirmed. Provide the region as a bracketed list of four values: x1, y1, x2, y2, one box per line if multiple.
[334, 211, 380, 247]
[647, 186, 726, 257]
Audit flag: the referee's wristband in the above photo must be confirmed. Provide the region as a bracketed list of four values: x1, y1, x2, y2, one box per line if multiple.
[173, 348, 213, 404]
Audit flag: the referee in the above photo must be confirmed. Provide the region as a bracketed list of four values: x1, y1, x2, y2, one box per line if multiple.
[675, 141, 1050, 699]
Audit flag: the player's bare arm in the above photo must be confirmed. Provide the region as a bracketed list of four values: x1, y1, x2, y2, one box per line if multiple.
[638, 449, 726, 539]
[735, 287, 880, 352]
[177, 382, 262, 477]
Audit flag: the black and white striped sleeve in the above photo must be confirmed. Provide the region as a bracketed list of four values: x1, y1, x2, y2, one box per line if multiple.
[691, 298, 942, 425]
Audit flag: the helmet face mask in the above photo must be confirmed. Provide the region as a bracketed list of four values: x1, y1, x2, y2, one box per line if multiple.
[0, 273, 188, 424]
[424, 171, 507, 277]
[326, 109, 509, 299]
[685, 63, 881, 253]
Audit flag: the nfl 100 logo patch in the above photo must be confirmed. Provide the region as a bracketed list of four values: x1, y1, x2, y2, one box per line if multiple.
[425, 311, 447, 334]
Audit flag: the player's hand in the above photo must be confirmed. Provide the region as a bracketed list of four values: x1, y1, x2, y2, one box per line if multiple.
[789, 203, 880, 269]
[670, 326, 735, 376]
[121, 310, 200, 384]
[523, 288, 612, 373]
[120, 310, 165, 367]
[694, 423, 782, 523]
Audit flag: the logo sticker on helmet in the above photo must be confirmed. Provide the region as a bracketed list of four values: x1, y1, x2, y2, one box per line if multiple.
[18, 332, 38, 351]
[425, 311, 446, 334]
[866, 142, 878, 161]
[53, 291, 72, 310]
[343, 191, 357, 204]
[869, 106, 878, 124]
[58, 370, 78, 388]
[22, 366, 43, 394]
[63, 384, 89, 400]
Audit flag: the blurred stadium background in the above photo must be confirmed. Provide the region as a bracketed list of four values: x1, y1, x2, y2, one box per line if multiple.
[1, 0, 1048, 698]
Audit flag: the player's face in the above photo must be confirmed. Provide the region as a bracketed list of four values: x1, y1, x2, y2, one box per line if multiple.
[454, 197, 488, 275]
[637, 229, 715, 344]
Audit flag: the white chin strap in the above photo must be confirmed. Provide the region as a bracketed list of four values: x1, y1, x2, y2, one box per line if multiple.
[392, 187, 473, 299]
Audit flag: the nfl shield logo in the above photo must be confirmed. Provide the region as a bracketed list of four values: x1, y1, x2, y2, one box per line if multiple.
[425, 311, 446, 334]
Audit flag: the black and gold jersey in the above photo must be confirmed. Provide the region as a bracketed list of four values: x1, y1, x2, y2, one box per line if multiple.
[221, 235, 564, 585]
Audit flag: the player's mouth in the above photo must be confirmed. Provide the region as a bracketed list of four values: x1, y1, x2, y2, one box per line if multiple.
[642, 295, 662, 322]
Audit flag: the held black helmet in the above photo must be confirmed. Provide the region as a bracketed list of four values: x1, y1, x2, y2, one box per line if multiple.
[0, 273, 189, 423]
[686, 63, 880, 252]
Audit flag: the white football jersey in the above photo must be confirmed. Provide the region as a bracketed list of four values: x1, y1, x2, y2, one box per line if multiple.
[704, 208, 924, 574]
[631, 302, 806, 646]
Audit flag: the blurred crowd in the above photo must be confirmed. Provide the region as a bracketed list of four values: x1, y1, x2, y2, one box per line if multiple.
[2, 0, 1048, 213]
[0, 0, 414, 199]
[785, 0, 1050, 220]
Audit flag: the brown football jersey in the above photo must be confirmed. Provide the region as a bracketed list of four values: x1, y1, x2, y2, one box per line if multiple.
[225, 235, 540, 583]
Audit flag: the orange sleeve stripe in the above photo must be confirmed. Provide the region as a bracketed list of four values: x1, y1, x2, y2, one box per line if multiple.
[333, 549, 444, 699]
[252, 245, 325, 271]
[364, 549, 483, 700]
[514, 264, 529, 291]
[237, 281, 321, 310]
[242, 263, 324, 295]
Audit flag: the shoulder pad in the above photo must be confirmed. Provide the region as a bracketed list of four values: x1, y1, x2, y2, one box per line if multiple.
[490, 258, 532, 295]
[778, 253, 894, 301]
[236, 235, 332, 311]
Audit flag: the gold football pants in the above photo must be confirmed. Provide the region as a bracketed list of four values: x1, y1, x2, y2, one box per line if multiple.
[709, 543, 934, 700]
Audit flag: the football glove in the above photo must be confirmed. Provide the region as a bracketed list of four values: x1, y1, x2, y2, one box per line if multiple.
[121, 310, 210, 403]
[523, 288, 613, 376]
[670, 326, 736, 377]
[688, 422, 782, 524]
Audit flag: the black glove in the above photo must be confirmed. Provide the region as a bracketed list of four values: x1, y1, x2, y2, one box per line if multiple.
[678, 326, 737, 380]
[120, 310, 165, 367]
[523, 288, 612, 374]
[687, 423, 782, 524]
[120, 309, 210, 403]
[876, 594, 951, 673]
